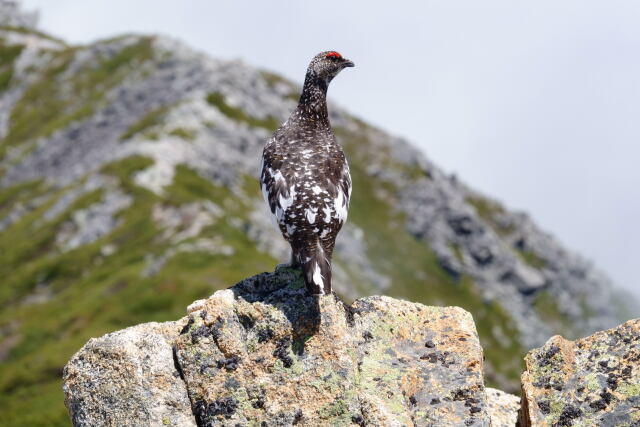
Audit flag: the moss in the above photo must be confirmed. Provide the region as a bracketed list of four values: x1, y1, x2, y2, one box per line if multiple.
[206, 92, 279, 131]
[120, 106, 168, 140]
[466, 195, 515, 236]
[168, 127, 197, 140]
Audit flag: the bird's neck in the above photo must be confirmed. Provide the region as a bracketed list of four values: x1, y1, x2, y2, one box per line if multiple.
[297, 74, 329, 124]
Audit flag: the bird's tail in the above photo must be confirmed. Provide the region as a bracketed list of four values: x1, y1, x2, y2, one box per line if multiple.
[299, 241, 332, 296]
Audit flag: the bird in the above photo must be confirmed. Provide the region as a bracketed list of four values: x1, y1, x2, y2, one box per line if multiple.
[260, 51, 354, 296]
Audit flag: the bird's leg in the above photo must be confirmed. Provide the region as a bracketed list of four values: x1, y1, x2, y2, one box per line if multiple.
[276, 252, 300, 270]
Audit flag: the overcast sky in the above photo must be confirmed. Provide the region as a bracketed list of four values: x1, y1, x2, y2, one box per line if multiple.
[21, 0, 640, 295]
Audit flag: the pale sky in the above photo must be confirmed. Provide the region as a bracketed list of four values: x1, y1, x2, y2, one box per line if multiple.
[21, 0, 640, 295]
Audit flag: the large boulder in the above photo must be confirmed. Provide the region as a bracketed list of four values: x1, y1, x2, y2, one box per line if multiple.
[63, 269, 504, 426]
[63, 321, 196, 427]
[519, 318, 640, 426]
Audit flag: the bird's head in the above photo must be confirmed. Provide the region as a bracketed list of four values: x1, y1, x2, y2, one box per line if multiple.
[306, 51, 354, 85]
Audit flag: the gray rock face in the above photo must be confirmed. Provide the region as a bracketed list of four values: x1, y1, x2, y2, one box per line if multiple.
[64, 269, 499, 426]
[63, 321, 196, 427]
[519, 318, 640, 427]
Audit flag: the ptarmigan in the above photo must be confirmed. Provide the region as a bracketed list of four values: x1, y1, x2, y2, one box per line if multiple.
[260, 51, 354, 295]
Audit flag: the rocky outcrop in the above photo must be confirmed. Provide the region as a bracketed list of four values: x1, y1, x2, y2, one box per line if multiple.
[63, 321, 195, 427]
[63, 268, 640, 427]
[519, 319, 640, 426]
[63, 269, 519, 426]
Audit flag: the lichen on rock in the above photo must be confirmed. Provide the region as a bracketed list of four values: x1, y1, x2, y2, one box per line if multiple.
[62, 321, 196, 427]
[519, 318, 640, 426]
[64, 268, 499, 426]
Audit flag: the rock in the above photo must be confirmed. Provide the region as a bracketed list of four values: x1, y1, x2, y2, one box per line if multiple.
[64, 269, 495, 426]
[485, 387, 520, 427]
[518, 318, 640, 427]
[63, 321, 196, 427]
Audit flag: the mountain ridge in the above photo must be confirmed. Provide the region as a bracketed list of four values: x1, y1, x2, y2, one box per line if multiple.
[0, 4, 637, 424]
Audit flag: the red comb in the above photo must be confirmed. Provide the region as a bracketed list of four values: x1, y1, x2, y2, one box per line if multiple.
[326, 51, 342, 59]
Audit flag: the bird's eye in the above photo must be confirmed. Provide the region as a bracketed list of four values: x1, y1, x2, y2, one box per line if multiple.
[326, 52, 342, 60]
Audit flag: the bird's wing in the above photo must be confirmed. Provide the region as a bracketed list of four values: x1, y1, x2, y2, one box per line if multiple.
[260, 138, 295, 224]
[338, 161, 352, 205]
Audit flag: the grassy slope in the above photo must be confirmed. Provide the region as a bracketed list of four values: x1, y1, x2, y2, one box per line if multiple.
[0, 32, 527, 425]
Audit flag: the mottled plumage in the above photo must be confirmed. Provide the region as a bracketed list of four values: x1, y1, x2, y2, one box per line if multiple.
[260, 51, 354, 295]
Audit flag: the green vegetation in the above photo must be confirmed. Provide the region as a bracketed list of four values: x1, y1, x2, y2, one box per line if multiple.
[517, 249, 546, 269]
[0, 42, 24, 66]
[206, 92, 279, 131]
[449, 242, 464, 264]
[168, 127, 197, 140]
[0, 25, 66, 44]
[1, 37, 154, 159]
[0, 68, 12, 92]
[466, 194, 515, 236]
[120, 106, 168, 140]
[0, 41, 24, 92]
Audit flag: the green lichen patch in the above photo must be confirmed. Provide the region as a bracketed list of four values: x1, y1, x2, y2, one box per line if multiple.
[521, 319, 640, 426]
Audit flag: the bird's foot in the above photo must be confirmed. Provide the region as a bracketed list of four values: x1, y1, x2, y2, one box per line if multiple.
[275, 261, 300, 271]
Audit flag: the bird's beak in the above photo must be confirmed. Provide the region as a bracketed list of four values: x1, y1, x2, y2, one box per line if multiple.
[342, 59, 355, 68]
